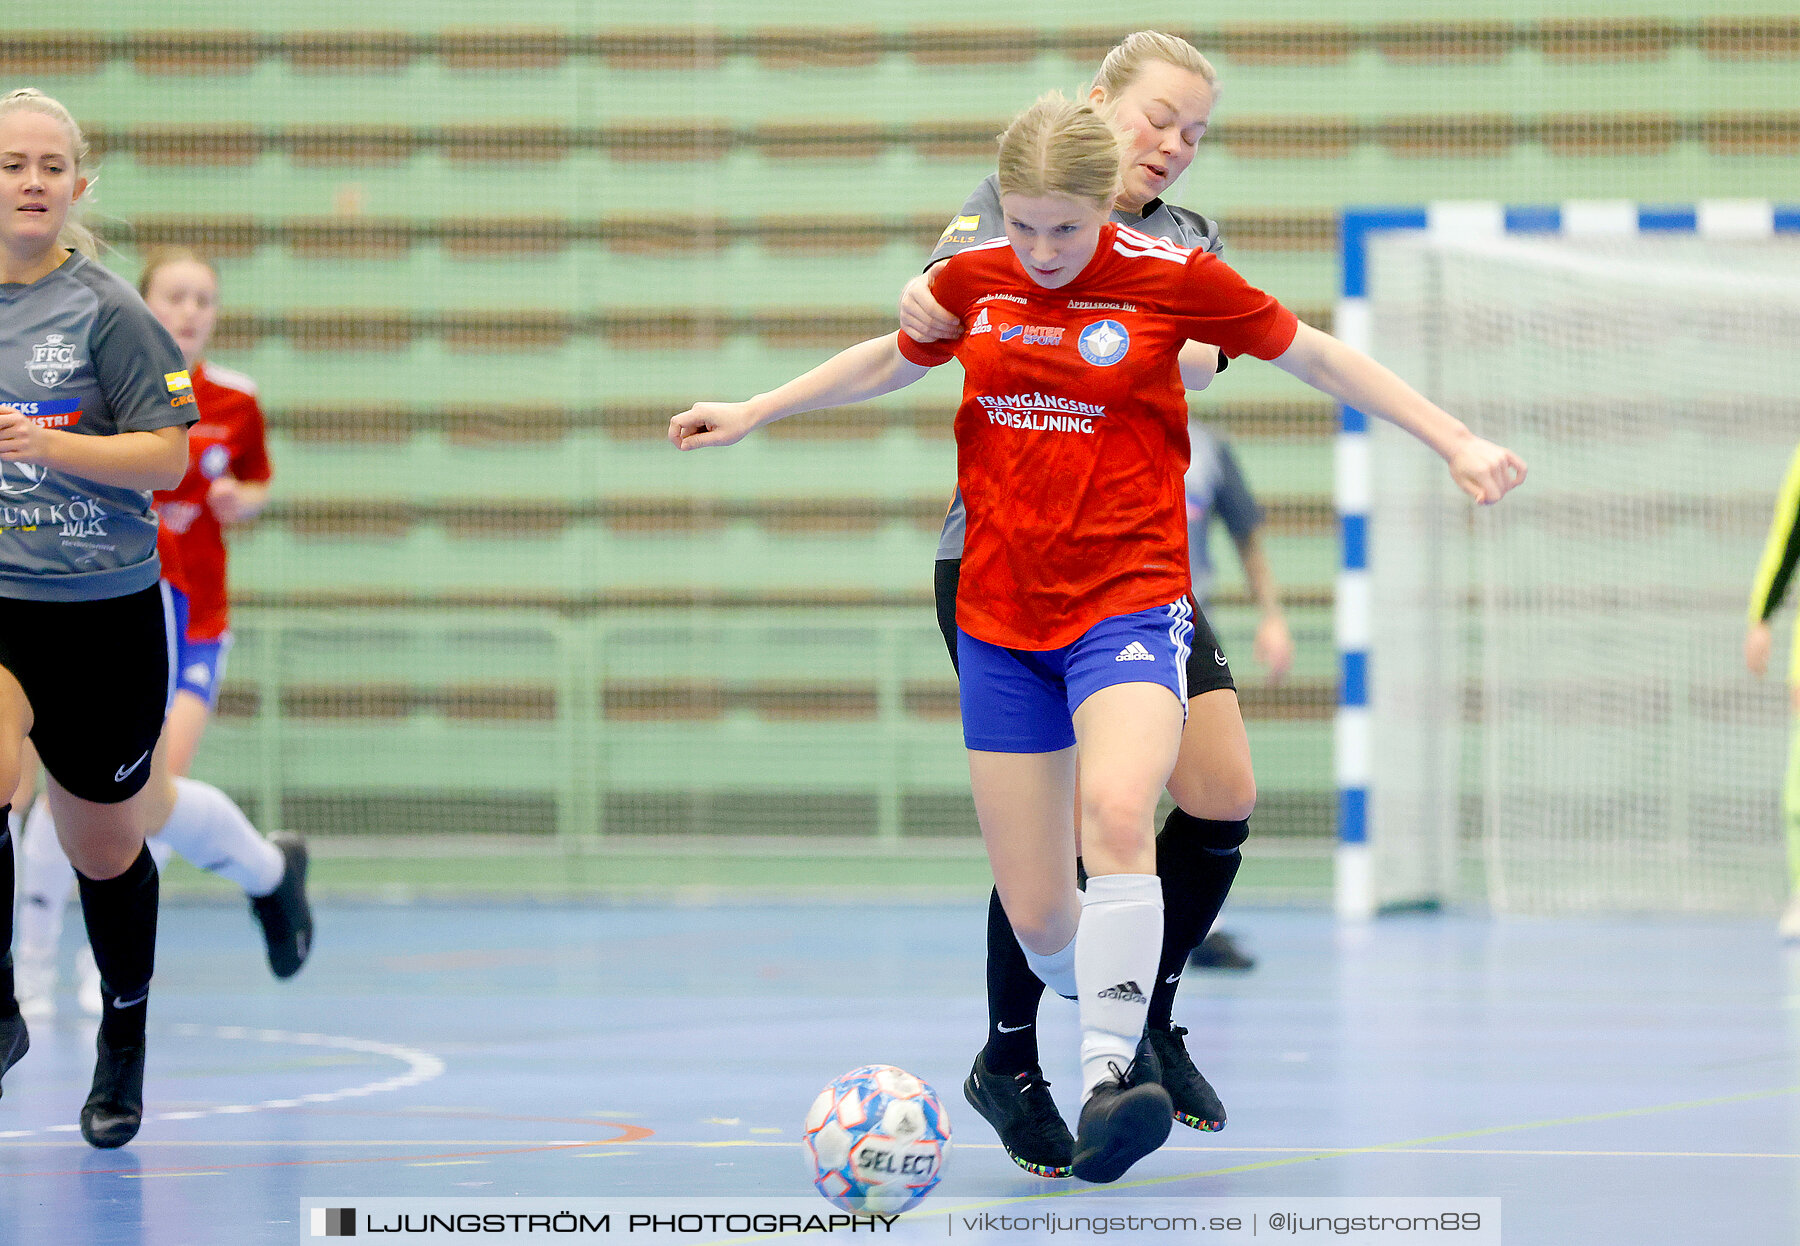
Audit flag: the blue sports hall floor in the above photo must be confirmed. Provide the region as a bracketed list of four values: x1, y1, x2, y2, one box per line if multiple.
[1, 901, 1796, 1244]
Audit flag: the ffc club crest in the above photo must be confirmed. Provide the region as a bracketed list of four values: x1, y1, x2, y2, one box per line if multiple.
[26, 333, 81, 388]
[1077, 320, 1130, 366]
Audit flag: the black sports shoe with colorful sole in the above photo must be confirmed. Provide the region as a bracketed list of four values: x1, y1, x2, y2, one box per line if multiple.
[1072, 1059, 1173, 1184]
[963, 1051, 1074, 1178]
[1145, 1024, 1227, 1131]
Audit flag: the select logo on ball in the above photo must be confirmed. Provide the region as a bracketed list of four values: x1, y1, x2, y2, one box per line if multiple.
[804, 1065, 950, 1213]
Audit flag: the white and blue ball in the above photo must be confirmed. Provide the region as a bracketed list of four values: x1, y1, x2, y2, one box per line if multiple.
[803, 1065, 950, 1213]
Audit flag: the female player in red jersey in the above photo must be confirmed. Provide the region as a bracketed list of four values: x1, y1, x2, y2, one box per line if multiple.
[13, 247, 311, 1021]
[671, 94, 1525, 1182]
[899, 31, 1258, 1175]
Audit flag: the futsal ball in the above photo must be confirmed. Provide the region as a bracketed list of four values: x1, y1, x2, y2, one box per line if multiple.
[803, 1065, 951, 1213]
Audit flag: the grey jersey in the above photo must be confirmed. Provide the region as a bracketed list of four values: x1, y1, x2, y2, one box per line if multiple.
[0, 252, 194, 601]
[1185, 425, 1265, 607]
[931, 175, 1225, 560]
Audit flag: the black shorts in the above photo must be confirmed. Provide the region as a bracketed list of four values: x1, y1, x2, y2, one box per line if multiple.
[933, 558, 1236, 698]
[0, 583, 172, 803]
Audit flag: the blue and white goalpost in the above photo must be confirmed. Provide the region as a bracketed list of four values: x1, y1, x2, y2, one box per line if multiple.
[1334, 201, 1800, 920]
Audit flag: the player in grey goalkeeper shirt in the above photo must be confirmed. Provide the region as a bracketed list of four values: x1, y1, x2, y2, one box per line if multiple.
[0, 89, 193, 1151]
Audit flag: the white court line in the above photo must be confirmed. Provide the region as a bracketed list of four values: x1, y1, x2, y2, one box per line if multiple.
[0, 1024, 444, 1142]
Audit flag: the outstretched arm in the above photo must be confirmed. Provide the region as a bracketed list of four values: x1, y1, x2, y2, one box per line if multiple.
[1271, 322, 1526, 505]
[669, 335, 933, 450]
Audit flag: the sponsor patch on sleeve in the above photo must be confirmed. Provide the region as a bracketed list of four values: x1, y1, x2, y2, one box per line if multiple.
[165, 370, 192, 393]
[937, 214, 981, 246]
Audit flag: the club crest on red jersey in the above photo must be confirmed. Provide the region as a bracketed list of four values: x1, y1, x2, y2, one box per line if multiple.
[1077, 320, 1130, 366]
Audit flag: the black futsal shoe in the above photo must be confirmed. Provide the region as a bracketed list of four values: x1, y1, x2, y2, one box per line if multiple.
[963, 1051, 1074, 1178]
[1145, 1024, 1227, 1131]
[81, 1029, 145, 1149]
[251, 832, 313, 979]
[1071, 1058, 1173, 1184]
[0, 1009, 27, 1098]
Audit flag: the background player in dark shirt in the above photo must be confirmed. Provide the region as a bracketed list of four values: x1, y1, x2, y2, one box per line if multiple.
[1182, 423, 1294, 972]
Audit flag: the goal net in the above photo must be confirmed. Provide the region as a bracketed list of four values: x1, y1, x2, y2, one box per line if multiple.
[1364, 225, 1800, 915]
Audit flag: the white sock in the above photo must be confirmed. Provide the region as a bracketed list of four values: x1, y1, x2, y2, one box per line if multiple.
[1019, 930, 1078, 1000]
[16, 796, 75, 961]
[1076, 872, 1163, 1102]
[157, 778, 284, 897]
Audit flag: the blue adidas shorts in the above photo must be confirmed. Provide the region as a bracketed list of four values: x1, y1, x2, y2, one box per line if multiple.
[957, 599, 1194, 753]
[167, 583, 233, 710]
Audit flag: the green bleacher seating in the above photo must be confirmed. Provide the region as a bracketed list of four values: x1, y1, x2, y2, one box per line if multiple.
[19, 9, 1794, 853]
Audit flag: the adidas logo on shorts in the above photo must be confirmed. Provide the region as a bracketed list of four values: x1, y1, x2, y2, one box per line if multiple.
[1097, 980, 1147, 1004]
[1115, 641, 1155, 662]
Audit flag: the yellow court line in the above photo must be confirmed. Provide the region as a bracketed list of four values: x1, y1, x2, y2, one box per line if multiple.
[119, 1171, 227, 1179]
[696, 1083, 1800, 1245]
[939, 1081, 1800, 1207]
[1357, 1147, 1800, 1160]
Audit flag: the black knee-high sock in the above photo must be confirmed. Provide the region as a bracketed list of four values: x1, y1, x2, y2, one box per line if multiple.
[981, 887, 1046, 1075]
[77, 844, 158, 1048]
[0, 804, 14, 1016]
[1147, 809, 1247, 1032]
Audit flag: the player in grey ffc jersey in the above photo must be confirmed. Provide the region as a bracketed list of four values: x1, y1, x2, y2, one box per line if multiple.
[928, 173, 1223, 562]
[0, 85, 196, 1152]
[0, 250, 193, 599]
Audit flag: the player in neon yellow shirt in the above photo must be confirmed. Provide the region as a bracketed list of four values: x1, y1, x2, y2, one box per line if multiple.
[1745, 442, 1800, 939]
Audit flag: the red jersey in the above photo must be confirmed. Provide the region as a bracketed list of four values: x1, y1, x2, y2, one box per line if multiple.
[154, 361, 272, 640]
[898, 222, 1297, 650]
